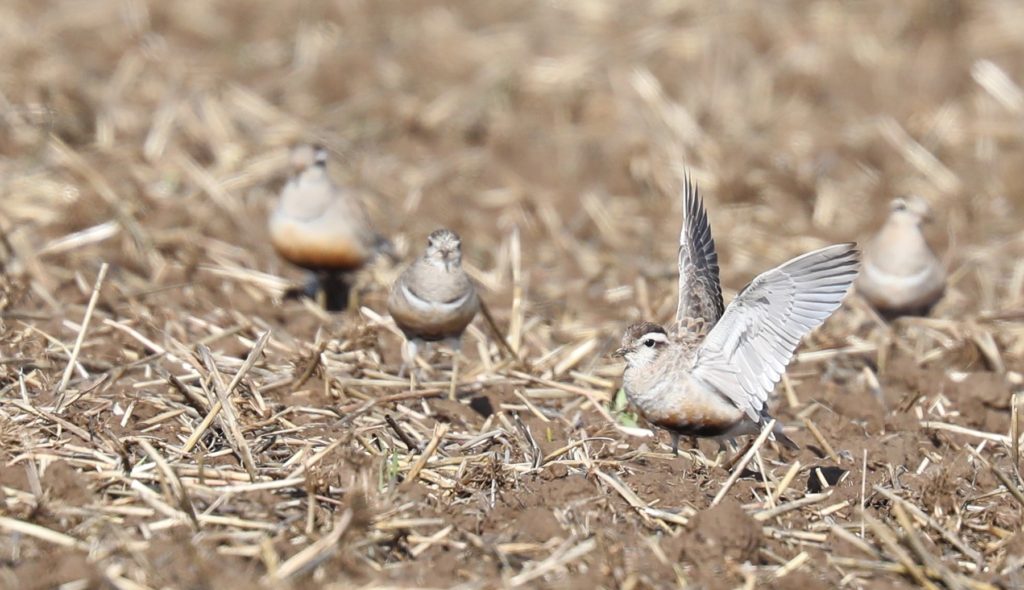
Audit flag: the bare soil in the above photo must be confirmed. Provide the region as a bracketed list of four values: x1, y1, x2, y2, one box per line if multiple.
[1, 0, 1023, 588]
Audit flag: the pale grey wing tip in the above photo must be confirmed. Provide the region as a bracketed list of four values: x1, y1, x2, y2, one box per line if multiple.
[834, 242, 861, 263]
[826, 242, 861, 281]
[802, 242, 861, 275]
[818, 242, 860, 259]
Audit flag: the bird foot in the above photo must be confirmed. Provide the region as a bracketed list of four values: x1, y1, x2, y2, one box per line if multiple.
[720, 438, 755, 472]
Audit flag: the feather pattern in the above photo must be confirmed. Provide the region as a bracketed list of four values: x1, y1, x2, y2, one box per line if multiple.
[675, 173, 725, 329]
[690, 243, 860, 422]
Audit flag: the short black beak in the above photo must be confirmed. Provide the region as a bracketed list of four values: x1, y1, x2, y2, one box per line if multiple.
[612, 347, 627, 358]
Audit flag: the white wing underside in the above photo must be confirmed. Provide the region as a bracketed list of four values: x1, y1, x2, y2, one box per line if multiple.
[690, 243, 860, 422]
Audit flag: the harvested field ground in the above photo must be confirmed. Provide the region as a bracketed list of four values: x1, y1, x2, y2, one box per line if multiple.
[2, 0, 1024, 588]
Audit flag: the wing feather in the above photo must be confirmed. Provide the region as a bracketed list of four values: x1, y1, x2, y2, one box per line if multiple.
[691, 243, 860, 421]
[675, 173, 725, 327]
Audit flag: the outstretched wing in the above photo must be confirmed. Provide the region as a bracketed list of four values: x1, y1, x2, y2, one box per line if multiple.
[675, 173, 725, 327]
[690, 243, 860, 421]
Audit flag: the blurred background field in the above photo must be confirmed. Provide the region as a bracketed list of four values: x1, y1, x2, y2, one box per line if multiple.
[1, 0, 1023, 588]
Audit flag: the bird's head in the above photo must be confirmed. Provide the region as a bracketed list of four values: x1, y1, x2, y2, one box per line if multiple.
[890, 195, 933, 226]
[425, 228, 463, 271]
[614, 321, 670, 369]
[289, 144, 328, 174]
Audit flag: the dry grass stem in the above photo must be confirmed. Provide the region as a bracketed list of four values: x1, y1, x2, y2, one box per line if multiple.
[1, 1, 1022, 586]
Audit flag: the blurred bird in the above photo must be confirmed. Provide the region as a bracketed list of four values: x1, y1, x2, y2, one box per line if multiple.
[269, 144, 391, 311]
[388, 229, 479, 375]
[856, 196, 946, 318]
[616, 176, 860, 455]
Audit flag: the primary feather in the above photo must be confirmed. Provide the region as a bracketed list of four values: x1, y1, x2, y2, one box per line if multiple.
[675, 173, 725, 329]
[690, 243, 860, 422]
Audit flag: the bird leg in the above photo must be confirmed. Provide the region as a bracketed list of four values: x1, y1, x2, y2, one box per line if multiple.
[424, 337, 461, 371]
[444, 337, 463, 355]
[720, 437, 756, 472]
[441, 337, 462, 400]
[421, 341, 437, 375]
[397, 338, 416, 377]
[448, 354, 459, 401]
[398, 338, 424, 390]
[670, 432, 680, 456]
[319, 272, 353, 312]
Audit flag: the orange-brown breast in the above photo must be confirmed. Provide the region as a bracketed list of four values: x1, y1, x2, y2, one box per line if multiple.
[270, 221, 370, 271]
[645, 396, 744, 437]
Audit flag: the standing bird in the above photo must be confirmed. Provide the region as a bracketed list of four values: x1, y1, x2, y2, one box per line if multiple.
[856, 196, 945, 318]
[388, 229, 479, 376]
[616, 176, 860, 455]
[269, 145, 390, 311]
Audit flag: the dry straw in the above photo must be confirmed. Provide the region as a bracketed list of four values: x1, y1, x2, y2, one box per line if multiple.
[1, 0, 1024, 587]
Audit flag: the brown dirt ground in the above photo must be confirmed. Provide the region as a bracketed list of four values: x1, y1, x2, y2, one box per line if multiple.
[2, 0, 1024, 588]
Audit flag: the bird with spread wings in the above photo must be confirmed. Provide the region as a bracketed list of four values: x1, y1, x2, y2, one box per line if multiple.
[617, 175, 860, 454]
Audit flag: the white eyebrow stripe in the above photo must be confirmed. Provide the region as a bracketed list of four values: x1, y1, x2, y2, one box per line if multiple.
[640, 332, 669, 343]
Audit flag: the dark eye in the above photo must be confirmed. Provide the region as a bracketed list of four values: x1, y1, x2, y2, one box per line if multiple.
[643, 339, 656, 348]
